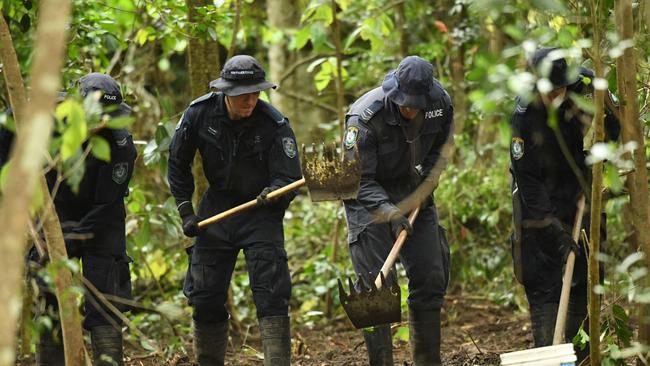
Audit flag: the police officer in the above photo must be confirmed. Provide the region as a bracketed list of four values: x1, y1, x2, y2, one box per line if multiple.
[510, 48, 619, 361]
[0, 74, 137, 366]
[343, 56, 453, 366]
[167, 55, 301, 366]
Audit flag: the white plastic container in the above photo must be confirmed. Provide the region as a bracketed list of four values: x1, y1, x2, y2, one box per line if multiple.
[500, 343, 577, 366]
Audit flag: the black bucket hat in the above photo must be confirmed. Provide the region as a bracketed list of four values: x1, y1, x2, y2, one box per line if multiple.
[382, 56, 443, 110]
[529, 48, 580, 89]
[78, 73, 132, 117]
[210, 55, 277, 96]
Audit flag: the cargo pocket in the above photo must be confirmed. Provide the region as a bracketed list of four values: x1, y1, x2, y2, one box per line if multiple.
[83, 254, 115, 295]
[438, 225, 451, 291]
[115, 255, 133, 311]
[182, 246, 194, 299]
[511, 231, 524, 285]
[190, 248, 222, 293]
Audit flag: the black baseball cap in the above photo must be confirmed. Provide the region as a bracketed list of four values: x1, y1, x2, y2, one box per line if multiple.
[78, 73, 132, 117]
[529, 48, 580, 89]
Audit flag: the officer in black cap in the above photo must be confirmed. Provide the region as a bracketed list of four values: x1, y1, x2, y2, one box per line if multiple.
[342, 56, 453, 366]
[510, 47, 619, 361]
[167, 55, 301, 366]
[0, 74, 137, 366]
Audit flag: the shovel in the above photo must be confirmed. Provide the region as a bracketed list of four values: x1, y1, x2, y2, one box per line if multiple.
[338, 207, 420, 329]
[198, 143, 360, 228]
[553, 195, 586, 344]
[500, 196, 586, 365]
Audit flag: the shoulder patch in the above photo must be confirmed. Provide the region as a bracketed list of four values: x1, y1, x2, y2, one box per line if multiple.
[344, 126, 359, 150]
[359, 100, 384, 123]
[112, 162, 129, 184]
[261, 102, 288, 126]
[511, 137, 524, 160]
[190, 92, 218, 106]
[282, 137, 297, 158]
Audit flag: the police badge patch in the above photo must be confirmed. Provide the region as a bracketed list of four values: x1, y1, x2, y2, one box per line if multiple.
[344, 126, 359, 150]
[282, 137, 297, 158]
[112, 162, 129, 184]
[511, 137, 524, 160]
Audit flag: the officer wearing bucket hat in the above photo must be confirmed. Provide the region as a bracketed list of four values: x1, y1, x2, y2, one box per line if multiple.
[167, 55, 301, 366]
[342, 56, 453, 366]
[509, 48, 620, 361]
[0, 74, 137, 366]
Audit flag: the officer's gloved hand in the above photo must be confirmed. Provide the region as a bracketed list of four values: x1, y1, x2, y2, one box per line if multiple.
[556, 230, 580, 262]
[178, 203, 202, 238]
[387, 210, 413, 238]
[256, 186, 277, 206]
[541, 223, 579, 263]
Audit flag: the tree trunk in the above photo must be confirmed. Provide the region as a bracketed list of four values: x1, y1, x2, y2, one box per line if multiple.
[395, 2, 409, 58]
[0, 1, 85, 365]
[616, 0, 650, 352]
[587, 2, 604, 362]
[186, 0, 222, 212]
[267, 0, 327, 142]
[476, 20, 505, 165]
[186, 0, 221, 99]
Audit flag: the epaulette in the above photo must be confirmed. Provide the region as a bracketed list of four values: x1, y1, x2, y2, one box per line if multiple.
[111, 129, 131, 148]
[514, 97, 527, 114]
[190, 92, 218, 106]
[261, 101, 288, 126]
[359, 100, 384, 123]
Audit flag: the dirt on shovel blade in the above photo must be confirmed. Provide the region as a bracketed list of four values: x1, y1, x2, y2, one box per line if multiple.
[338, 277, 401, 329]
[302, 143, 360, 202]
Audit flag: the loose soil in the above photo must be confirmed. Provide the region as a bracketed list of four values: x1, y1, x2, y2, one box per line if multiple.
[126, 295, 532, 366]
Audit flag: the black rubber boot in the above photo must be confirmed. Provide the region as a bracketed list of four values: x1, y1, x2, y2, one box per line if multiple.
[362, 325, 393, 366]
[566, 301, 589, 363]
[90, 325, 124, 366]
[36, 328, 65, 366]
[259, 316, 291, 366]
[194, 321, 229, 366]
[529, 303, 558, 347]
[409, 309, 442, 366]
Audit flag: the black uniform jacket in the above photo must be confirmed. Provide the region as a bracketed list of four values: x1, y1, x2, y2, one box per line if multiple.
[343, 85, 454, 242]
[167, 92, 302, 210]
[0, 124, 136, 243]
[510, 67, 620, 228]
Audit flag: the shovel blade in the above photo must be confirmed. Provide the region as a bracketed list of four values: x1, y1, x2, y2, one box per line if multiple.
[302, 143, 360, 202]
[337, 276, 401, 329]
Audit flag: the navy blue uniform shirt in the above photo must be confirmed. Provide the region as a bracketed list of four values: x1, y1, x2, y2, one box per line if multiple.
[167, 92, 302, 210]
[510, 67, 620, 228]
[343, 84, 454, 242]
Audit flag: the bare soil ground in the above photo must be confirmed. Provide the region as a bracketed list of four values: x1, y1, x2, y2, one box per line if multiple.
[124, 295, 532, 366]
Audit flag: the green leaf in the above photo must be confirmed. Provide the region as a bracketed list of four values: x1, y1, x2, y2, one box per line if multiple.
[106, 116, 134, 129]
[158, 58, 170, 71]
[58, 100, 87, 161]
[0, 162, 10, 194]
[314, 61, 333, 91]
[90, 136, 111, 162]
[135, 27, 149, 46]
[290, 26, 311, 50]
[393, 326, 409, 342]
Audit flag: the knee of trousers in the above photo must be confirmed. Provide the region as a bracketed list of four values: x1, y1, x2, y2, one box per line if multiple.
[247, 247, 291, 318]
[193, 299, 229, 324]
[406, 272, 447, 311]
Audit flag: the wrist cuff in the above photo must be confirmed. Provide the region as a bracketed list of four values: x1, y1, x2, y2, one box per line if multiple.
[178, 201, 195, 218]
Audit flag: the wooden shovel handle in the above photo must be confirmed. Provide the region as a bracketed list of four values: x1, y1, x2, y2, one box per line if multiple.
[198, 178, 306, 228]
[374, 207, 421, 289]
[553, 195, 586, 345]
